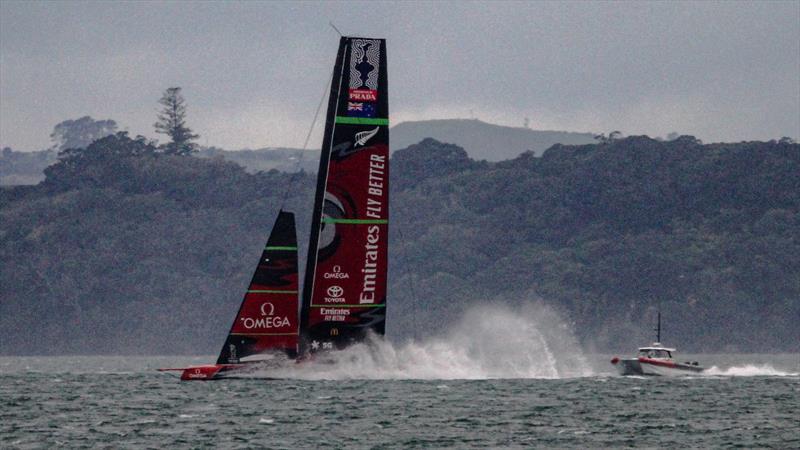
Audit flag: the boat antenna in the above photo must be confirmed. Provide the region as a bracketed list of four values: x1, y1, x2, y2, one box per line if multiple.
[329, 22, 343, 37]
[656, 310, 661, 343]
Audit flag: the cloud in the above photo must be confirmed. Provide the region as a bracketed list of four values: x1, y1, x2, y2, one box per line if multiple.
[1, 1, 798, 150]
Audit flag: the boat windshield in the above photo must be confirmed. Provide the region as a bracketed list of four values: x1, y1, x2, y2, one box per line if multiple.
[639, 349, 672, 359]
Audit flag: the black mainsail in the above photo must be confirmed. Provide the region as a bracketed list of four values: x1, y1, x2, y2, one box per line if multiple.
[300, 37, 389, 354]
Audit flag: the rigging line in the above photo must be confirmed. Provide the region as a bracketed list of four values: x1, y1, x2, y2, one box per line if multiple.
[397, 228, 422, 343]
[279, 66, 335, 209]
[329, 22, 343, 37]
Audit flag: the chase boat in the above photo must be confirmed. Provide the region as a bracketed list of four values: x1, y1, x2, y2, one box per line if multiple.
[610, 313, 704, 376]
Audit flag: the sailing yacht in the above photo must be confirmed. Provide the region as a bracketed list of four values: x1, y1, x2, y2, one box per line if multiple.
[160, 36, 389, 380]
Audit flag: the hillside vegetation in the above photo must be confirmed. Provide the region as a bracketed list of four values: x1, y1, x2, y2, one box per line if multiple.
[1, 134, 797, 354]
[1, 119, 595, 185]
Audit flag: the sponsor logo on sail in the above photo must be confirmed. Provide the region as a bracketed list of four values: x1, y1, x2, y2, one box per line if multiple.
[322, 308, 350, 322]
[359, 224, 381, 304]
[241, 316, 291, 329]
[240, 302, 291, 329]
[349, 88, 377, 102]
[309, 340, 333, 351]
[355, 127, 380, 147]
[349, 39, 380, 91]
[360, 152, 387, 305]
[366, 153, 386, 214]
[324, 265, 350, 279]
[327, 285, 343, 297]
[324, 285, 346, 303]
[260, 302, 275, 316]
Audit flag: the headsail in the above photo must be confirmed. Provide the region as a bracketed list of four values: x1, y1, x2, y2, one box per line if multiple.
[300, 37, 389, 354]
[217, 210, 299, 364]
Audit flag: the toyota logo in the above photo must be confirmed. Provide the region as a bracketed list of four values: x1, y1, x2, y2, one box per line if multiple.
[327, 285, 344, 298]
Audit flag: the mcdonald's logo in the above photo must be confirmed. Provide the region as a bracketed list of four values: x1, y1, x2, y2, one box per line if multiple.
[330, 328, 339, 336]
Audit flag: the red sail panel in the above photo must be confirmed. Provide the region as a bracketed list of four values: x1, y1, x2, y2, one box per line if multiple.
[301, 37, 389, 353]
[217, 211, 299, 364]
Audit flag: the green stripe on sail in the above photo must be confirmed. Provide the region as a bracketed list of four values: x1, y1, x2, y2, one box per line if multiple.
[310, 304, 386, 308]
[321, 218, 388, 224]
[246, 290, 298, 294]
[265, 246, 297, 251]
[334, 116, 389, 126]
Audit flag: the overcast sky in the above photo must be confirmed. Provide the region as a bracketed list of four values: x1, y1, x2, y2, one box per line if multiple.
[1, 1, 798, 151]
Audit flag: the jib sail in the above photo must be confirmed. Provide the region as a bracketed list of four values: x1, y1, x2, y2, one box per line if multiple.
[300, 37, 389, 354]
[217, 210, 299, 364]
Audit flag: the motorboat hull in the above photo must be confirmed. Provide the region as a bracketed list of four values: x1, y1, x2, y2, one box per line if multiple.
[612, 357, 704, 376]
[638, 357, 704, 376]
[613, 358, 645, 376]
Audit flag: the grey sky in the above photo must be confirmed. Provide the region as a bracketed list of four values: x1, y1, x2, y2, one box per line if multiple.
[1, 0, 798, 151]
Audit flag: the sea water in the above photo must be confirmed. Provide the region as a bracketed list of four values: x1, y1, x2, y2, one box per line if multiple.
[1, 306, 797, 448]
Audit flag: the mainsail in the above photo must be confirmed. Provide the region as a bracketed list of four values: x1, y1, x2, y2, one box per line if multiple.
[300, 37, 389, 354]
[217, 210, 299, 364]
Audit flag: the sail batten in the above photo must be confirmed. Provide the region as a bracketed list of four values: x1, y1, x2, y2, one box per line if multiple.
[300, 37, 389, 354]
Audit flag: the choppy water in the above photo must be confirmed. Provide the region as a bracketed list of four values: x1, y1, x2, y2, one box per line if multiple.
[2, 353, 797, 449]
[2, 305, 798, 448]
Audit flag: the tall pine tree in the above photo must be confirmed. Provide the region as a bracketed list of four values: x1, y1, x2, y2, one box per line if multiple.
[154, 87, 199, 155]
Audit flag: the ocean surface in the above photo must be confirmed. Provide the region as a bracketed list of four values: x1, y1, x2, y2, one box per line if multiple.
[1, 351, 797, 449]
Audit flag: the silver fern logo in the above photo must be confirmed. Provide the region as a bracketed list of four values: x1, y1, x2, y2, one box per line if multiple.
[354, 127, 379, 147]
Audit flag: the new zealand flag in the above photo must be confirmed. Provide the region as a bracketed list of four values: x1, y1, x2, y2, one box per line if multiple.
[347, 101, 376, 118]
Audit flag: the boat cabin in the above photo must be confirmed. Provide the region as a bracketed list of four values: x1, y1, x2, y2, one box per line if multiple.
[637, 343, 676, 359]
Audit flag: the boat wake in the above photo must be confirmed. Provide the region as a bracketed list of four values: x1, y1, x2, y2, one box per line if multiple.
[247, 302, 594, 380]
[703, 364, 799, 377]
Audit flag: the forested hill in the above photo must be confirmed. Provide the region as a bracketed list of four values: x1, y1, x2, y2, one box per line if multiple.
[0, 119, 594, 185]
[1, 134, 798, 355]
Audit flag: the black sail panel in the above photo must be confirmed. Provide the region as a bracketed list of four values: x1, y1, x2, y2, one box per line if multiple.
[300, 37, 389, 354]
[217, 210, 299, 364]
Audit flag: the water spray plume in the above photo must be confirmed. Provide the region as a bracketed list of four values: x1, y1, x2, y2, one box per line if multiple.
[703, 364, 798, 377]
[257, 302, 594, 380]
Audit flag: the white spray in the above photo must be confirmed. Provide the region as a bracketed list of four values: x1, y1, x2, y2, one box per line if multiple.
[703, 364, 799, 377]
[255, 302, 594, 380]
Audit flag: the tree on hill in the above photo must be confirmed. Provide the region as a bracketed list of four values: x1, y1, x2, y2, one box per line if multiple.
[154, 87, 199, 156]
[50, 116, 118, 151]
[44, 132, 157, 188]
[56, 131, 156, 164]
